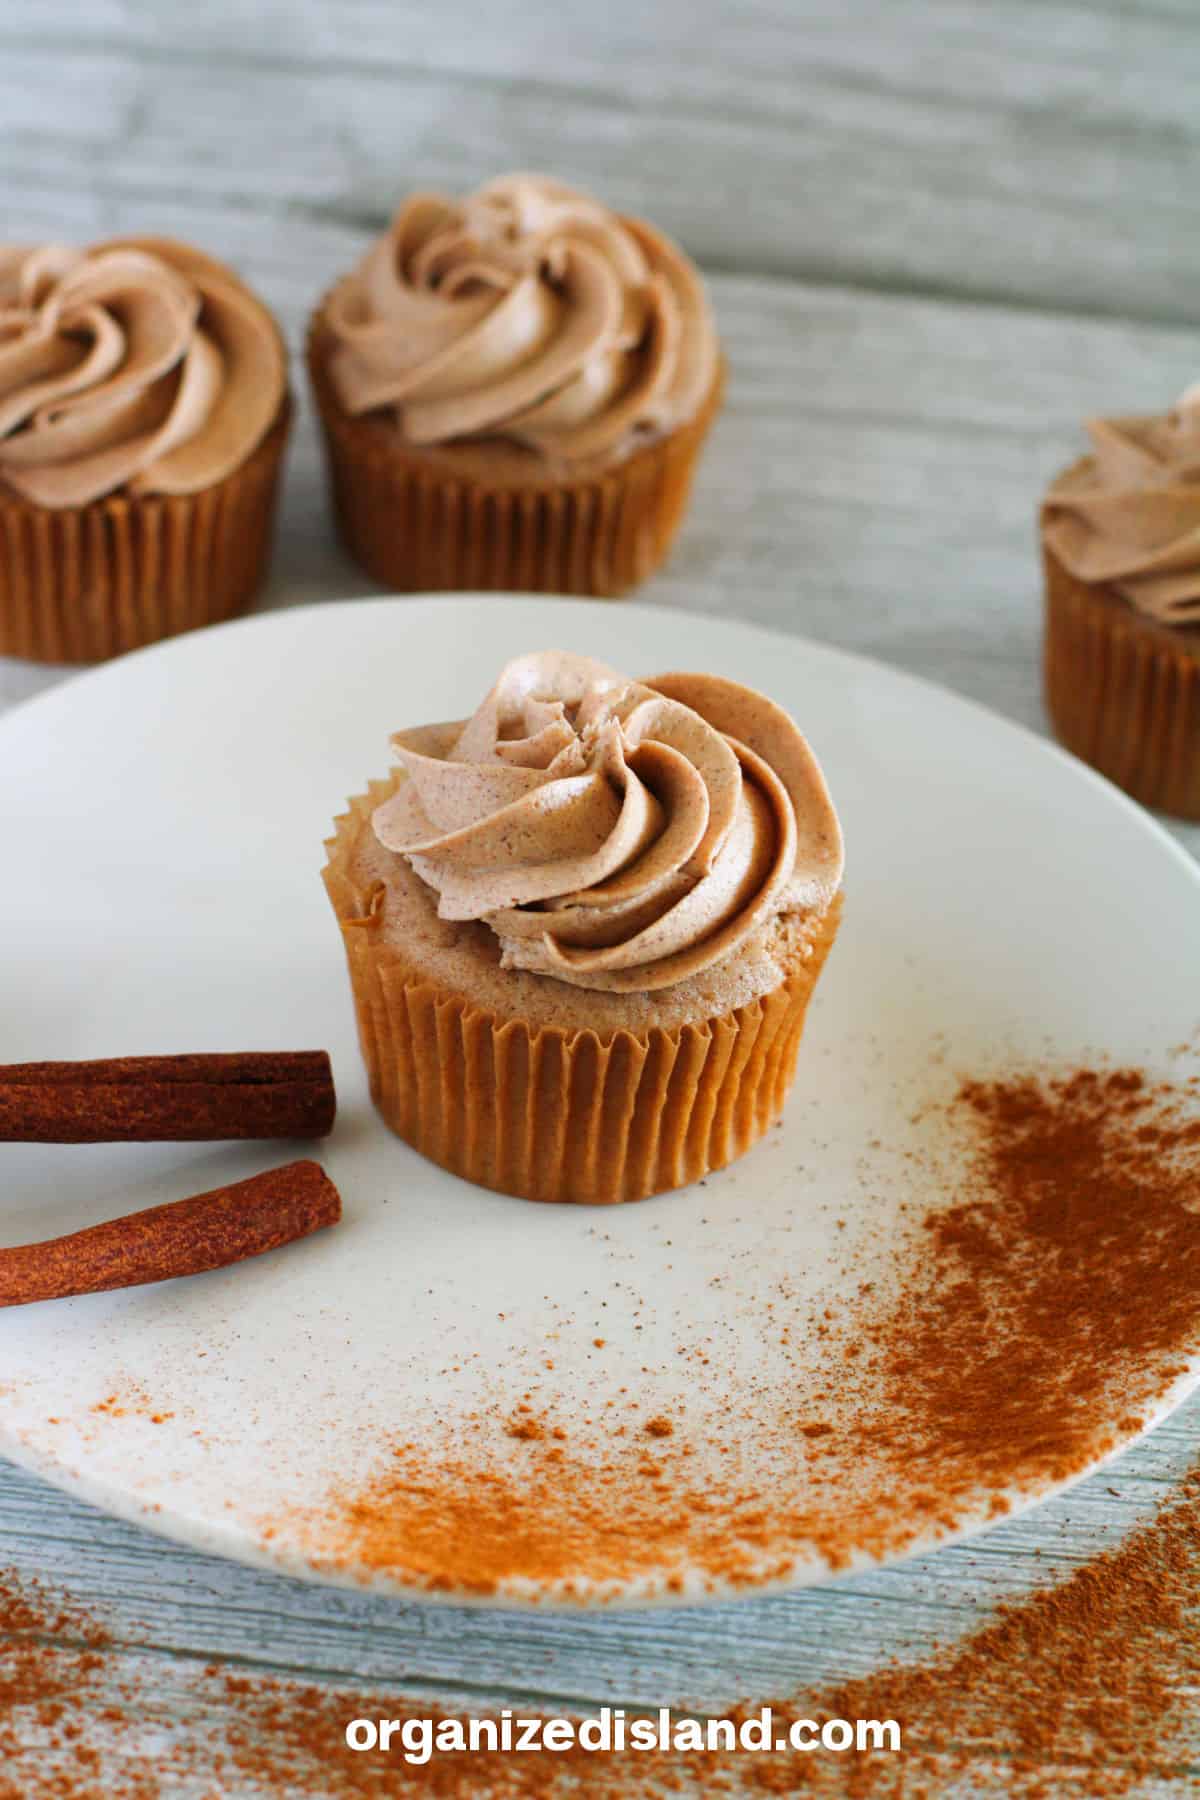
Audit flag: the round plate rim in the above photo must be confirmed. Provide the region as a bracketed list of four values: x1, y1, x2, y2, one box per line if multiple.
[1, 592, 1197, 1611]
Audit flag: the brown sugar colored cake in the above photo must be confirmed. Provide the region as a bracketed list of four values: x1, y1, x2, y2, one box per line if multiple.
[324, 652, 843, 1205]
[0, 237, 290, 663]
[1041, 382, 1200, 819]
[307, 175, 723, 597]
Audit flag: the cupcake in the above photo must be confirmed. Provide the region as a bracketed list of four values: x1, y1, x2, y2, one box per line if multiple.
[307, 175, 723, 597]
[1041, 382, 1200, 818]
[323, 652, 843, 1205]
[0, 237, 290, 663]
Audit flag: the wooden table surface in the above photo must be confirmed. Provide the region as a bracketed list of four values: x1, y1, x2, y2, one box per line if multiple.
[2, 4, 1199, 1793]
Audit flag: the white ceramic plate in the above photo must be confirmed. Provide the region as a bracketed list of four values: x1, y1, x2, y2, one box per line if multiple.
[1, 597, 1198, 1609]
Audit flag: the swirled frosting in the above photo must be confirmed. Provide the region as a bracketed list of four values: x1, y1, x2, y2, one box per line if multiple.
[1042, 382, 1200, 625]
[324, 174, 718, 468]
[372, 652, 842, 994]
[0, 237, 286, 508]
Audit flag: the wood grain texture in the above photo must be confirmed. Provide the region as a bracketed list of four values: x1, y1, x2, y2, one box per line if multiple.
[0, 1405, 1196, 1796]
[1, 2, 1199, 1790]
[4, 252, 1197, 852]
[3, 1, 1200, 324]
[0, 1405, 1196, 1709]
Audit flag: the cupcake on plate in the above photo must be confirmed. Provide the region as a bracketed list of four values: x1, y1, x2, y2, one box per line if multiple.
[323, 651, 843, 1205]
[0, 237, 290, 663]
[1041, 382, 1200, 818]
[308, 175, 723, 597]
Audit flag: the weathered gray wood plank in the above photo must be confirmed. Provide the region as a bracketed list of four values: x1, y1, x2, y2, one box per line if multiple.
[3, 253, 1196, 857]
[0, 1398, 1197, 1713]
[2, 6, 1200, 1786]
[3, 1, 1200, 323]
[0, 1602, 1190, 1800]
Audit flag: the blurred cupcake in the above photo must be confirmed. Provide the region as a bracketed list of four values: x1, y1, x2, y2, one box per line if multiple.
[323, 651, 843, 1205]
[0, 237, 289, 663]
[308, 175, 723, 597]
[1042, 382, 1200, 818]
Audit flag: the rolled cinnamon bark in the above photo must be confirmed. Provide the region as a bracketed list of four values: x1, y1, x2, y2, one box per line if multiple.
[0, 1160, 341, 1307]
[0, 1052, 336, 1143]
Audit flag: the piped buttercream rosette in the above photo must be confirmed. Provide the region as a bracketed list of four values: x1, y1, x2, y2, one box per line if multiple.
[372, 651, 843, 994]
[324, 174, 718, 470]
[1042, 382, 1200, 625]
[0, 237, 286, 508]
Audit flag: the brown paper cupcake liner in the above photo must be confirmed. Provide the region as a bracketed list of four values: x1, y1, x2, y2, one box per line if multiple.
[324, 786, 841, 1205]
[307, 310, 723, 598]
[0, 397, 292, 665]
[1043, 538, 1200, 820]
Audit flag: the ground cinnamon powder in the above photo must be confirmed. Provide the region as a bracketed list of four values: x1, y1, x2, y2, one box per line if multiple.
[280, 1058, 1200, 1598]
[0, 1465, 1196, 1795]
[2, 1057, 1198, 1794]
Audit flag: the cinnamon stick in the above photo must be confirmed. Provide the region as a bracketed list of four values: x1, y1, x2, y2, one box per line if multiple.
[0, 1160, 341, 1307]
[0, 1052, 336, 1143]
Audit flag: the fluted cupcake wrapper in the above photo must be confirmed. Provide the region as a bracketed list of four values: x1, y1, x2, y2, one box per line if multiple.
[324, 787, 841, 1205]
[0, 398, 291, 665]
[1043, 539, 1200, 821]
[307, 312, 723, 598]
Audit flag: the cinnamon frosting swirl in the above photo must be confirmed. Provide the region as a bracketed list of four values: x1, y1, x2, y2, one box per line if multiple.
[1042, 382, 1200, 625]
[372, 652, 842, 994]
[0, 237, 286, 508]
[323, 175, 718, 468]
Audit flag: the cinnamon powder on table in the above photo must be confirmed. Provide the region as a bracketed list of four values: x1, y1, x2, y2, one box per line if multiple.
[0, 1463, 1197, 1795]
[279, 1058, 1200, 1599]
[2, 1055, 1199, 1794]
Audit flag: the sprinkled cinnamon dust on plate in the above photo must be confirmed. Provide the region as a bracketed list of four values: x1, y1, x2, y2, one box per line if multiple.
[2, 1055, 1200, 1792]
[90, 1383, 174, 1425]
[272, 1059, 1200, 1601]
[1, 1462, 1198, 1795]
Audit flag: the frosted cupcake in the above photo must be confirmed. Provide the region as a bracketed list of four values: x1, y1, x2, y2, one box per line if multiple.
[1042, 382, 1200, 818]
[0, 237, 289, 663]
[323, 652, 843, 1204]
[307, 175, 723, 596]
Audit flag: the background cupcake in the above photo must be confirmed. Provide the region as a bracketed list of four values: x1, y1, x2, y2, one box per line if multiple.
[0, 237, 289, 664]
[323, 651, 843, 1206]
[1042, 382, 1200, 819]
[308, 174, 723, 598]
